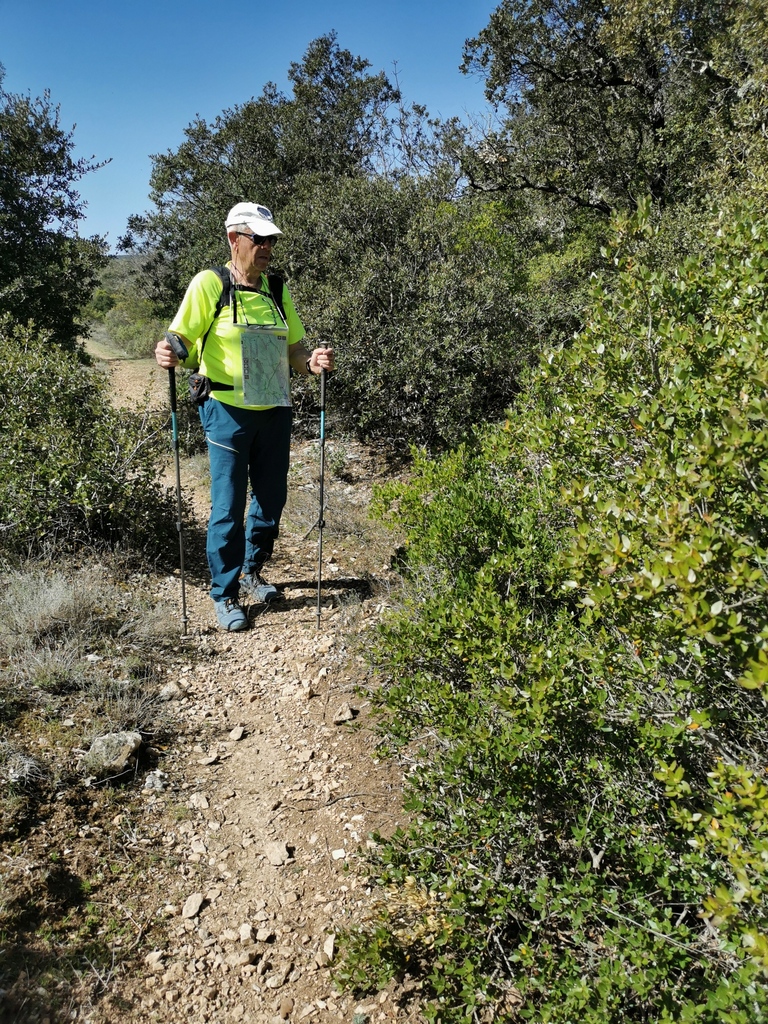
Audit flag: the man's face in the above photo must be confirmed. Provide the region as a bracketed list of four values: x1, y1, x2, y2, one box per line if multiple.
[231, 231, 276, 279]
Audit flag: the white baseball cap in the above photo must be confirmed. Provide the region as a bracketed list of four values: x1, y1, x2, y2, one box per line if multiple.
[225, 202, 283, 237]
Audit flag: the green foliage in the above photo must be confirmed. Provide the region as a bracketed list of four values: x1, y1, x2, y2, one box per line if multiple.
[0, 317, 179, 558]
[114, 6, 768, 453]
[121, 37, 551, 449]
[343, 203, 768, 1020]
[289, 178, 535, 448]
[83, 254, 166, 357]
[555, 200, 768, 697]
[460, 0, 748, 216]
[103, 289, 165, 358]
[83, 286, 114, 321]
[0, 67, 108, 351]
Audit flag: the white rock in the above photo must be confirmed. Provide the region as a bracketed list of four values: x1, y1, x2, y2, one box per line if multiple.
[332, 703, 355, 724]
[229, 950, 256, 967]
[86, 730, 142, 773]
[264, 841, 291, 866]
[143, 770, 167, 792]
[159, 682, 183, 701]
[265, 964, 291, 989]
[182, 892, 205, 919]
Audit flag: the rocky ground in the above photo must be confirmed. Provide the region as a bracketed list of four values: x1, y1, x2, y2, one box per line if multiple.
[89, 568, 411, 1024]
[21, 352, 417, 1024]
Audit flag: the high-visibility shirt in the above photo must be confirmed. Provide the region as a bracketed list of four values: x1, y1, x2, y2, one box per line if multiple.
[169, 263, 306, 410]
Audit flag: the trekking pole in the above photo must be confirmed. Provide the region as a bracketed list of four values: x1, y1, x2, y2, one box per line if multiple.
[315, 343, 329, 628]
[165, 331, 189, 636]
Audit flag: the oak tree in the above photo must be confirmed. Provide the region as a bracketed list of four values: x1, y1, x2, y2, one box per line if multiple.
[0, 66, 107, 351]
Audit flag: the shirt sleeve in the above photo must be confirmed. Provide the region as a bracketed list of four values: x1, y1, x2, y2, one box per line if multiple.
[280, 283, 306, 347]
[169, 269, 224, 369]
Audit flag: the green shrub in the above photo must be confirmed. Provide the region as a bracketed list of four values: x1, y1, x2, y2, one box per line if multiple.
[0, 317, 179, 558]
[284, 177, 539, 451]
[342, 203, 768, 1021]
[83, 286, 115, 322]
[104, 293, 165, 358]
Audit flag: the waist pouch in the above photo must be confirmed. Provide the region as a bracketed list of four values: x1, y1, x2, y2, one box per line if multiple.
[189, 373, 233, 408]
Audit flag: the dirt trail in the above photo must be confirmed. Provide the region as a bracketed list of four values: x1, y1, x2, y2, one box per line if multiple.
[86, 351, 411, 1024]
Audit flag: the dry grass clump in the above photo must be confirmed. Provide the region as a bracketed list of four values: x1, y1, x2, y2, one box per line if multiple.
[284, 444, 401, 578]
[0, 556, 188, 1020]
[0, 739, 45, 791]
[0, 568, 80, 647]
[0, 557, 181, 793]
[284, 480, 370, 540]
[0, 561, 178, 649]
[80, 671, 173, 747]
[19, 642, 81, 694]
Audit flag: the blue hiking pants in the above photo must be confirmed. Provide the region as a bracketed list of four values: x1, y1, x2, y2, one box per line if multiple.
[199, 397, 292, 601]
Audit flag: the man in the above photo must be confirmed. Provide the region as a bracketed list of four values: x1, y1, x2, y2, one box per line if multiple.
[155, 202, 335, 632]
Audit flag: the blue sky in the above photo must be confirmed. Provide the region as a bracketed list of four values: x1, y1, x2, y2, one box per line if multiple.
[1, 0, 499, 251]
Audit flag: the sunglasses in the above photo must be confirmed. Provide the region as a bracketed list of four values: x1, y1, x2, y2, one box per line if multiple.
[236, 231, 278, 246]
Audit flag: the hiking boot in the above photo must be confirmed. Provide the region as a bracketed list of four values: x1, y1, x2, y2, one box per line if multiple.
[214, 597, 248, 632]
[240, 570, 279, 604]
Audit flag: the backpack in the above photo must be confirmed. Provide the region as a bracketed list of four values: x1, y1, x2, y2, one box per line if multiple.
[200, 265, 287, 353]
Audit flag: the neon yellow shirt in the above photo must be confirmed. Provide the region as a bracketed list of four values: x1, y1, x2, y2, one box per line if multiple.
[169, 264, 306, 410]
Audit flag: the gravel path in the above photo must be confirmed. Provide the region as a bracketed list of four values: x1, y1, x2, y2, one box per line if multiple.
[84, 351, 414, 1024]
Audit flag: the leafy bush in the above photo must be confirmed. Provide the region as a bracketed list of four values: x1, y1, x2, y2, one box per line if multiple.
[83, 286, 115, 321]
[103, 291, 166, 358]
[285, 176, 537, 450]
[83, 254, 166, 357]
[0, 317, 180, 559]
[341, 203, 768, 1021]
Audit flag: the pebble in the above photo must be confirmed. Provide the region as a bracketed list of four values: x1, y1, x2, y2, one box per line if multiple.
[332, 703, 356, 724]
[264, 841, 292, 866]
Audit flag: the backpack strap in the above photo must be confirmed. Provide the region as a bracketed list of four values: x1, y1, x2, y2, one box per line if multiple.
[200, 265, 232, 355]
[267, 272, 287, 323]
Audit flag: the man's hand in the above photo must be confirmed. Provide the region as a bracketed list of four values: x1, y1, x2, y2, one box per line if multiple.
[155, 332, 189, 369]
[307, 345, 335, 375]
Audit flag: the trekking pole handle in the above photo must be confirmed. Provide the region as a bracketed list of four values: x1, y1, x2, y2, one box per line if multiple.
[165, 333, 188, 415]
[165, 331, 189, 362]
